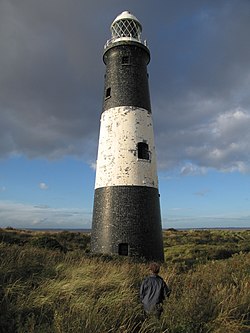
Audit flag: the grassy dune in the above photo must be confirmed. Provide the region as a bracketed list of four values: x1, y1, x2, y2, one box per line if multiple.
[0, 228, 250, 333]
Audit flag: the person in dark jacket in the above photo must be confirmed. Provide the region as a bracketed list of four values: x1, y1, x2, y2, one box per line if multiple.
[140, 262, 171, 319]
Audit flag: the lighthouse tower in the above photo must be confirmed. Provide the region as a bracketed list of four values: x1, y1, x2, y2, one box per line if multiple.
[91, 11, 164, 261]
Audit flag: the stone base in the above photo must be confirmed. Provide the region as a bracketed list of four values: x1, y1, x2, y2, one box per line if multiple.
[91, 185, 164, 261]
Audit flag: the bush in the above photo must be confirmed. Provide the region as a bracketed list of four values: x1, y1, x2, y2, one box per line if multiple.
[30, 236, 66, 252]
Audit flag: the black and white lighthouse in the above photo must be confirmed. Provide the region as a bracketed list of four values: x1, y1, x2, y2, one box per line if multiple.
[91, 11, 164, 261]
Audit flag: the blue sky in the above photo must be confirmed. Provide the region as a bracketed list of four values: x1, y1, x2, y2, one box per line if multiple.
[0, 0, 250, 229]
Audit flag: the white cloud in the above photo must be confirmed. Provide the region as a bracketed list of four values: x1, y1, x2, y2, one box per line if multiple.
[0, 186, 6, 192]
[193, 189, 210, 197]
[39, 182, 48, 190]
[157, 103, 250, 174]
[0, 200, 91, 229]
[90, 162, 96, 170]
[162, 215, 250, 229]
[180, 163, 207, 176]
[169, 207, 189, 212]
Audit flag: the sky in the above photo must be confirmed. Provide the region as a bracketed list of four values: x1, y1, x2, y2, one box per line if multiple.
[0, 0, 250, 229]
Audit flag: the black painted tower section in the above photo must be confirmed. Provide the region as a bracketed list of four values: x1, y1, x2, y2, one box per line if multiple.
[91, 12, 164, 261]
[92, 186, 163, 260]
[103, 42, 151, 112]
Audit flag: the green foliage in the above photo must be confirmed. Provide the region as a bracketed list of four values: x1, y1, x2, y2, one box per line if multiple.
[0, 228, 90, 253]
[163, 229, 250, 270]
[0, 228, 250, 332]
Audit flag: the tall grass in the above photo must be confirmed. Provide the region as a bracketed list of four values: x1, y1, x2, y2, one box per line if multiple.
[0, 229, 250, 332]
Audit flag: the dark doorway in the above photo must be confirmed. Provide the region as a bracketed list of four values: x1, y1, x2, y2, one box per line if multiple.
[118, 243, 129, 256]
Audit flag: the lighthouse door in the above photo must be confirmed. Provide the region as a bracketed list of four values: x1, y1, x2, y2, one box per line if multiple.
[118, 243, 129, 256]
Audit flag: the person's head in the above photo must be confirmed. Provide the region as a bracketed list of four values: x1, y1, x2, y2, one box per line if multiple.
[149, 262, 160, 275]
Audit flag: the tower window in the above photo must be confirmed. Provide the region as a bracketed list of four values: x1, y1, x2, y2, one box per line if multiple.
[105, 87, 111, 98]
[122, 56, 130, 64]
[118, 243, 129, 256]
[138, 142, 150, 160]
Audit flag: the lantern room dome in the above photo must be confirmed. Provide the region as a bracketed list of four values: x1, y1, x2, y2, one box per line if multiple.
[112, 11, 142, 28]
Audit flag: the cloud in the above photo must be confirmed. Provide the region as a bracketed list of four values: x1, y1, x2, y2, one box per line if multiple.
[180, 163, 207, 176]
[162, 215, 250, 229]
[185, 108, 250, 172]
[90, 162, 96, 171]
[0, 201, 91, 229]
[169, 207, 191, 212]
[193, 189, 210, 197]
[0, 200, 249, 230]
[0, 186, 6, 192]
[39, 182, 49, 190]
[156, 102, 250, 174]
[34, 204, 50, 209]
[0, 1, 250, 173]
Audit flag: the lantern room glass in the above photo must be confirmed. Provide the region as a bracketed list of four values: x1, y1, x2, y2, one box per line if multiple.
[111, 19, 142, 40]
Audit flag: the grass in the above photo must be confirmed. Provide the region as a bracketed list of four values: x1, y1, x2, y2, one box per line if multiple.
[0, 228, 250, 332]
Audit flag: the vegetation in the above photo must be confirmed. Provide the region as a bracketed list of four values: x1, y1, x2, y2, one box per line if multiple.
[0, 228, 250, 333]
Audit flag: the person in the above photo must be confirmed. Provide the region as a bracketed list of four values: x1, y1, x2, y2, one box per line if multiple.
[140, 262, 171, 319]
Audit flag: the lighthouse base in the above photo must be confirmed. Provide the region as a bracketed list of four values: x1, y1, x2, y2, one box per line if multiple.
[91, 186, 164, 261]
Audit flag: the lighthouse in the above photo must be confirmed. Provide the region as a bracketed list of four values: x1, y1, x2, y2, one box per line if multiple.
[91, 11, 164, 261]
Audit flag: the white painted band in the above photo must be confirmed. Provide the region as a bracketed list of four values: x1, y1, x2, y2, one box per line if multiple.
[95, 106, 159, 189]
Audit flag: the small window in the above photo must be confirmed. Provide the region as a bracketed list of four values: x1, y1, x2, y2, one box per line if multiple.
[105, 87, 111, 98]
[118, 243, 129, 256]
[138, 142, 150, 160]
[122, 56, 130, 64]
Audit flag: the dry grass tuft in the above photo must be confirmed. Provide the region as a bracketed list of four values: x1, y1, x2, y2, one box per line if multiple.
[0, 228, 250, 332]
